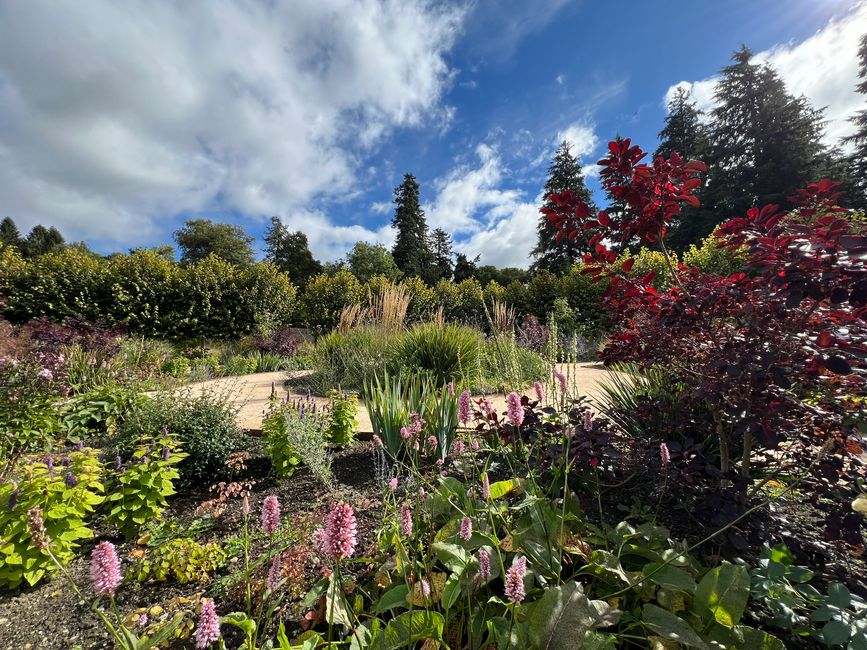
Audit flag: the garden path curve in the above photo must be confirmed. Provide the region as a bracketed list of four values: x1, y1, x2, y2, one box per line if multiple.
[183, 363, 618, 434]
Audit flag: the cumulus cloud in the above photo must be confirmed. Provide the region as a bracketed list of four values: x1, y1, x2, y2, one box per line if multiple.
[556, 123, 599, 158]
[0, 0, 464, 248]
[664, 3, 867, 146]
[277, 211, 394, 263]
[424, 144, 540, 268]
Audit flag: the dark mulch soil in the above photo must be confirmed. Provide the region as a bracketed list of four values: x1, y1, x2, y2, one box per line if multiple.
[0, 443, 383, 650]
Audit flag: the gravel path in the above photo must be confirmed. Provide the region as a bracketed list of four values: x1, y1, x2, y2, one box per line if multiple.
[182, 363, 618, 433]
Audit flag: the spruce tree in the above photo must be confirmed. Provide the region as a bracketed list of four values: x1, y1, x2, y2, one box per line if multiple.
[844, 33, 867, 211]
[391, 173, 433, 280]
[0, 217, 23, 250]
[430, 228, 454, 281]
[531, 141, 596, 275]
[655, 88, 715, 251]
[708, 47, 828, 219]
[263, 216, 322, 286]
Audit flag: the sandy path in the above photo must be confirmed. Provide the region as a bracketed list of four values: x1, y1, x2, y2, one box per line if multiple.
[182, 363, 618, 433]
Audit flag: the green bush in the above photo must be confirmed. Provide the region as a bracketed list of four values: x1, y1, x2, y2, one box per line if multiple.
[0, 358, 61, 466]
[117, 388, 242, 486]
[262, 401, 303, 478]
[326, 390, 359, 447]
[391, 323, 483, 387]
[105, 433, 187, 539]
[300, 270, 362, 329]
[310, 327, 395, 391]
[682, 229, 748, 276]
[60, 384, 145, 440]
[0, 448, 104, 590]
[161, 355, 191, 378]
[132, 537, 225, 584]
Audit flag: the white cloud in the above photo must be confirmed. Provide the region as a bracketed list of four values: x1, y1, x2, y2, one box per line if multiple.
[556, 123, 599, 158]
[370, 201, 392, 215]
[664, 3, 867, 147]
[424, 144, 541, 268]
[277, 211, 393, 262]
[0, 0, 464, 246]
[555, 73, 566, 85]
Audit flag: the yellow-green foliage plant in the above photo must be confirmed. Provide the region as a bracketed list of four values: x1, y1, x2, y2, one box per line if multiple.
[132, 537, 225, 584]
[0, 448, 104, 589]
[682, 229, 748, 276]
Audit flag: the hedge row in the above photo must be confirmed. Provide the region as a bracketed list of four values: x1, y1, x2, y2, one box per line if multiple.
[0, 231, 743, 340]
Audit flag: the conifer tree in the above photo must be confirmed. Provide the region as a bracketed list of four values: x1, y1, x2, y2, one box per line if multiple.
[531, 141, 596, 275]
[453, 253, 479, 282]
[707, 47, 828, 219]
[391, 173, 434, 280]
[23, 224, 65, 258]
[0, 217, 23, 250]
[263, 216, 322, 286]
[430, 227, 454, 282]
[655, 88, 714, 251]
[844, 33, 867, 211]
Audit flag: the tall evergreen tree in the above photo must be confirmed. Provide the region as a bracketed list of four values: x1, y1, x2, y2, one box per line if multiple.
[531, 141, 596, 275]
[453, 253, 479, 282]
[429, 228, 454, 282]
[263, 216, 322, 285]
[0, 217, 23, 249]
[708, 47, 828, 219]
[655, 88, 715, 251]
[23, 224, 65, 258]
[391, 173, 433, 281]
[844, 33, 867, 211]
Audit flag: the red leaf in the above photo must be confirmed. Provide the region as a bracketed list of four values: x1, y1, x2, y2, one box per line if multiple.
[621, 258, 635, 273]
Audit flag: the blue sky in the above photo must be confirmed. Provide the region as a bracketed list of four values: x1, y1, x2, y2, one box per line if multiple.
[0, 0, 864, 267]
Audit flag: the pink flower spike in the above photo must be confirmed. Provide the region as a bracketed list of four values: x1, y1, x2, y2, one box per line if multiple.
[458, 391, 472, 424]
[479, 550, 491, 581]
[261, 495, 281, 536]
[481, 472, 490, 501]
[660, 442, 670, 468]
[195, 598, 221, 649]
[320, 502, 358, 561]
[388, 477, 398, 490]
[447, 382, 455, 398]
[400, 426, 411, 439]
[400, 504, 413, 537]
[505, 556, 527, 604]
[460, 516, 473, 541]
[421, 578, 431, 598]
[452, 440, 466, 456]
[427, 435, 438, 451]
[90, 541, 122, 597]
[506, 392, 524, 426]
[267, 553, 283, 591]
[534, 381, 545, 404]
[554, 368, 567, 394]
[584, 411, 593, 430]
[471, 438, 480, 451]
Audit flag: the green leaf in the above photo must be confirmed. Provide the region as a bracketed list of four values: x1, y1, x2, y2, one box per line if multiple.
[490, 478, 524, 500]
[431, 542, 469, 571]
[642, 604, 709, 649]
[826, 583, 851, 609]
[140, 614, 184, 650]
[694, 562, 750, 628]
[373, 584, 408, 613]
[734, 625, 786, 650]
[442, 572, 462, 611]
[220, 611, 257, 636]
[644, 562, 697, 594]
[326, 575, 355, 630]
[526, 580, 621, 650]
[821, 620, 851, 647]
[370, 610, 444, 650]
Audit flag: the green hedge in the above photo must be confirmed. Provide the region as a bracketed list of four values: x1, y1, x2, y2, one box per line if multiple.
[1, 249, 296, 339]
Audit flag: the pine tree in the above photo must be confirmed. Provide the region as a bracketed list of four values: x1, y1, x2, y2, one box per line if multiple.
[263, 216, 322, 286]
[429, 228, 454, 282]
[531, 141, 596, 275]
[0, 217, 23, 249]
[708, 47, 828, 219]
[391, 173, 434, 281]
[655, 88, 715, 251]
[844, 33, 867, 211]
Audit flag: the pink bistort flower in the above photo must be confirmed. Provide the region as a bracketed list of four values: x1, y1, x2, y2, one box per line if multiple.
[458, 391, 472, 424]
[478, 550, 491, 581]
[660, 442, 671, 468]
[400, 426, 411, 439]
[447, 382, 455, 398]
[553, 368, 567, 394]
[261, 495, 281, 536]
[460, 516, 473, 541]
[584, 410, 593, 430]
[421, 578, 431, 598]
[267, 553, 283, 591]
[481, 472, 490, 501]
[452, 440, 466, 456]
[505, 556, 527, 604]
[388, 477, 399, 490]
[195, 598, 221, 649]
[90, 541, 122, 597]
[471, 438, 480, 451]
[534, 381, 545, 404]
[506, 392, 524, 426]
[427, 435, 438, 451]
[400, 504, 413, 537]
[319, 502, 358, 561]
